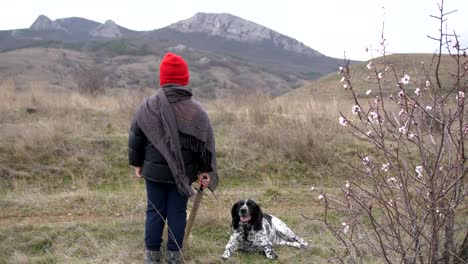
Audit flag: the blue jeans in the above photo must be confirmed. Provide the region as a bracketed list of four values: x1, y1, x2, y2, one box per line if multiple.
[145, 180, 189, 252]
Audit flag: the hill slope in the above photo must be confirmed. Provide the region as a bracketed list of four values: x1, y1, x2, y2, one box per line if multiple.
[0, 47, 304, 98]
[285, 53, 458, 102]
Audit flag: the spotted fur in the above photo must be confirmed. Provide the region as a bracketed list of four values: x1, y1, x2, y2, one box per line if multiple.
[221, 199, 309, 260]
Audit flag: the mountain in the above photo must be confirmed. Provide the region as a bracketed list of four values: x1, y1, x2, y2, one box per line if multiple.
[30, 15, 67, 32]
[0, 13, 344, 75]
[152, 12, 341, 76]
[90, 20, 122, 38]
[168, 13, 320, 56]
[0, 13, 348, 97]
[0, 15, 138, 47]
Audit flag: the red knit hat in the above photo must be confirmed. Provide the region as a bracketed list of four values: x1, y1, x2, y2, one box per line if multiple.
[159, 52, 189, 86]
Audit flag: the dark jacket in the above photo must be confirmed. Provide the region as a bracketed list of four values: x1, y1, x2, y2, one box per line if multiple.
[128, 119, 211, 184]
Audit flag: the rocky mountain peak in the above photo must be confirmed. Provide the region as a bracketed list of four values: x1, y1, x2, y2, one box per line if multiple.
[104, 20, 117, 26]
[169, 13, 267, 42]
[168, 12, 322, 57]
[30, 15, 67, 32]
[90, 20, 122, 38]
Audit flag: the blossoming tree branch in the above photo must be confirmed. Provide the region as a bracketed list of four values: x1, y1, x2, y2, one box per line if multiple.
[307, 1, 467, 263]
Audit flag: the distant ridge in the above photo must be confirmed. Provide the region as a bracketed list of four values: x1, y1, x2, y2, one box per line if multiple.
[0, 13, 347, 81]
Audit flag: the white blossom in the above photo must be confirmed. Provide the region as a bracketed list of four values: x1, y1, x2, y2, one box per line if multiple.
[399, 109, 405, 116]
[426, 80, 431, 87]
[318, 194, 324, 200]
[352, 105, 361, 114]
[459, 91, 465, 99]
[310, 186, 315, 191]
[400, 74, 410, 85]
[339, 66, 344, 72]
[339, 116, 348, 126]
[408, 133, 415, 140]
[366, 61, 374, 69]
[388, 200, 394, 207]
[342, 223, 350, 234]
[414, 87, 421, 96]
[399, 126, 407, 134]
[382, 163, 390, 172]
[345, 180, 350, 188]
[366, 89, 372, 95]
[366, 130, 372, 136]
[343, 84, 348, 89]
[398, 91, 405, 98]
[387, 177, 397, 183]
[426, 106, 432, 111]
[340, 76, 346, 83]
[378, 72, 384, 79]
[415, 166, 424, 178]
[368, 111, 379, 123]
[362, 156, 370, 165]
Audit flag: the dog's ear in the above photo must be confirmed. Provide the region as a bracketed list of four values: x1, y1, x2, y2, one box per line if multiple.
[231, 201, 240, 230]
[251, 201, 263, 231]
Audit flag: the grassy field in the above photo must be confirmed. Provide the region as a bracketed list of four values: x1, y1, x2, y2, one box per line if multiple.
[2, 51, 466, 263]
[0, 75, 373, 264]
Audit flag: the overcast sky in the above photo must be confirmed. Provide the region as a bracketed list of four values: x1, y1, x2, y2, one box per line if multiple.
[1, 0, 467, 60]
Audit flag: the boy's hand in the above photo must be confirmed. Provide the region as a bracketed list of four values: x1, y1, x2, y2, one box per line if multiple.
[134, 167, 142, 178]
[198, 172, 210, 188]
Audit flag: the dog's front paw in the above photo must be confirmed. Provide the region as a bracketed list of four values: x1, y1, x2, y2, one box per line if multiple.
[221, 253, 230, 261]
[266, 251, 278, 260]
[300, 241, 309, 249]
[291, 242, 302, 249]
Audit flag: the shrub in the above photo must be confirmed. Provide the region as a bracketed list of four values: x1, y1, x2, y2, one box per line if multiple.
[74, 66, 106, 95]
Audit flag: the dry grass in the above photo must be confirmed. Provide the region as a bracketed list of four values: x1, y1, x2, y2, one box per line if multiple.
[0, 81, 371, 263]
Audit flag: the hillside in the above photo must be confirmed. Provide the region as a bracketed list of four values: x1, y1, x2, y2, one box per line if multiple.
[0, 47, 304, 98]
[285, 53, 459, 101]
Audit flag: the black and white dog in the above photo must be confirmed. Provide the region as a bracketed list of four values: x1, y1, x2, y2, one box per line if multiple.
[221, 199, 309, 260]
